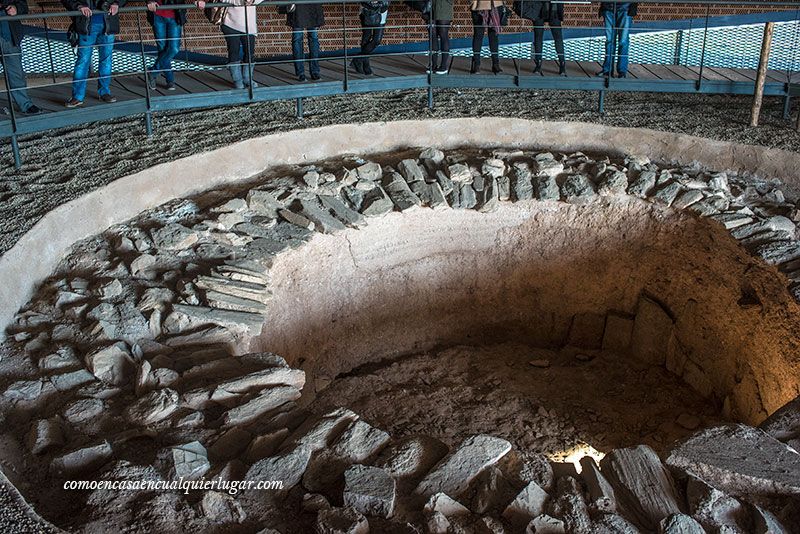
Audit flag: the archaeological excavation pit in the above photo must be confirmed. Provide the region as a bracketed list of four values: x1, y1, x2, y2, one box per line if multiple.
[1, 130, 800, 533]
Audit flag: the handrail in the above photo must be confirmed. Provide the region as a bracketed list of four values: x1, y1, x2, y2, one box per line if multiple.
[3, 0, 800, 22]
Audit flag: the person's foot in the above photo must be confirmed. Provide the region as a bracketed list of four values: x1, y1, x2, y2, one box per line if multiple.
[596, 70, 610, 77]
[22, 104, 42, 115]
[310, 73, 321, 81]
[434, 67, 448, 75]
[147, 74, 156, 90]
[65, 98, 83, 108]
[616, 72, 627, 78]
[351, 58, 364, 74]
[362, 63, 372, 75]
[99, 94, 117, 103]
[297, 74, 307, 82]
[234, 80, 245, 89]
[166, 82, 177, 91]
[532, 61, 542, 75]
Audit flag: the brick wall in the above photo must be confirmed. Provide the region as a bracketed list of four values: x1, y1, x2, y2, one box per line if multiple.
[31, 2, 796, 58]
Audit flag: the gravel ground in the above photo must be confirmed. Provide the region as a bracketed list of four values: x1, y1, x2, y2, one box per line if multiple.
[0, 88, 798, 257]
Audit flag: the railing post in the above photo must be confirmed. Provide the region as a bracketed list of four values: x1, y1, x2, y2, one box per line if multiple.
[245, 3, 253, 100]
[751, 21, 775, 127]
[673, 29, 683, 66]
[427, 11, 433, 109]
[296, 97, 303, 118]
[136, 11, 154, 137]
[40, 4, 57, 84]
[343, 1, 348, 92]
[0, 30, 21, 169]
[697, 4, 709, 91]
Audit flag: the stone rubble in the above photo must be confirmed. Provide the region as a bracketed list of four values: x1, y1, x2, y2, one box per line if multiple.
[4, 146, 800, 532]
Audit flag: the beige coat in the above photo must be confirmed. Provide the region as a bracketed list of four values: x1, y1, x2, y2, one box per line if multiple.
[470, 0, 503, 11]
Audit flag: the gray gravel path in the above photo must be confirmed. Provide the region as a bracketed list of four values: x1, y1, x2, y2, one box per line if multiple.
[0, 88, 798, 258]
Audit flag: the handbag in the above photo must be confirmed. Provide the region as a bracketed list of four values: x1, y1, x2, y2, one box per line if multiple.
[404, 0, 431, 15]
[67, 21, 79, 48]
[204, 6, 228, 25]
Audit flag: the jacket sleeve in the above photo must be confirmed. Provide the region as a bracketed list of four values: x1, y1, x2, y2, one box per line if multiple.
[629, 3, 638, 17]
[6, 0, 29, 15]
[61, 0, 87, 10]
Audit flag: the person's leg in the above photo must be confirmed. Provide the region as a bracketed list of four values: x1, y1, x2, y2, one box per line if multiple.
[96, 32, 115, 97]
[551, 21, 566, 75]
[71, 29, 96, 101]
[488, 27, 501, 73]
[532, 18, 544, 72]
[600, 9, 614, 75]
[150, 15, 168, 86]
[161, 17, 182, 84]
[616, 10, 631, 75]
[437, 21, 450, 72]
[0, 37, 33, 111]
[242, 34, 256, 86]
[470, 11, 484, 72]
[221, 25, 244, 87]
[291, 28, 305, 78]
[361, 25, 380, 73]
[307, 28, 320, 78]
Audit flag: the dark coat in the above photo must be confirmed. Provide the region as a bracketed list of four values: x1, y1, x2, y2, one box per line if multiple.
[287, 3, 324, 29]
[146, 0, 188, 27]
[599, 2, 638, 17]
[1, 0, 28, 47]
[513, 1, 562, 22]
[61, 0, 127, 35]
[431, 0, 453, 21]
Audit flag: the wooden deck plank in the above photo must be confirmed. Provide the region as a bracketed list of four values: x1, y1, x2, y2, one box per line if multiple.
[171, 69, 222, 93]
[707, 67, 753, 82]
[626, 63, 658, 80]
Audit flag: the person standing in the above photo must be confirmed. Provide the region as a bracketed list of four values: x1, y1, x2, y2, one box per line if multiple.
[352, 1, 388, 75]
[598, 1, 637, 78]
[428, 0, 453, 74]
[470, 0, 503, 74]
[0, 0, 40, 114]
[285, 2, 325, 82]
[515, 1, 565, 75]
[62, 0, 125, 107]
[219, 0, 268, 89]
[145, 0, 206, 91]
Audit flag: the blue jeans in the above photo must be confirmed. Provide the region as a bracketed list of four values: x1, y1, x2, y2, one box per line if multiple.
[291, 28, 320, 77]
[602, 7, 631, 75]
[72, 20, 115, 101]
[151, 15, 181, 84]
[0, 26, 33, 112]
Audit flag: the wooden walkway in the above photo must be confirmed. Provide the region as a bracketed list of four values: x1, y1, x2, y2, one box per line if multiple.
[3, 54, 796, 117]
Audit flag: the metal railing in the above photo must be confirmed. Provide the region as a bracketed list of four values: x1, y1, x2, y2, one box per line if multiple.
[0, 0, 798, 168]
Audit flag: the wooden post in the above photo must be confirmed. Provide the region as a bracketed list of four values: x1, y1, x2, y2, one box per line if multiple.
[750, 22, 775, 127]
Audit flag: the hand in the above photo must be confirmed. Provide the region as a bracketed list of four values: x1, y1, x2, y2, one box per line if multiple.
[146, 1, 157, 12]
[109, 3, 118, 15]
[195, 0, 205, 8]
[5, 5, 17, 16]
[79, 6, 92, 16]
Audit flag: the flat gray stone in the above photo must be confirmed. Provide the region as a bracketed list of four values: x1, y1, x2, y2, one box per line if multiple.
[458, 183, 477, 209]
[652, 182, 684, 206]
[502, 481, 549, 526]
[415, 434, 512, 499]
[600, 445, 684, 531]
[561, 174, 596, 203]
[319, 195, 366, 228]
[659, 513, 705, 534]
[286, 408, 359, 452]
[172, 441, 211, 480]
[478, 178, 500, 213]
[330, 420, 390, 462]
[628, 170, 657, 197]
[124, 388, 180, 426]
[151, 223, 199, 251]
[665, 424, 800, 499]
[549, 476, 592, 534]
[482, 158, 506, 179]
[376, 435, 449, 479]
[315, 506, 369, 534]
[384, 172, 422, 211]
[52, 441, 113, 476]
[222, 386, 301, 426]
[448, 163, 472, 183]
[755, 240, 800, 265]
[597, 170, 629, 196]
[360, 185, 394, 216]
[355, 162, 382, 181]
[49, 369, 96, 392]
[580, 456, 616, 513]
[424, 493, 471, 517]
[398, 159, 425, 184]
[85, 342, 136, 386]
[512, 162, 534, 200]
[247, 190, 285, 217]
[686, 475, 750, 532]
[26, 418, 64, 456]
[299, 199, 347, 234]
[759, 394, 800, 443]
[526, 514, 565, 534]
[246, 445, 312, 492]
[343, 465, 396, 518]
[279, 208, 315, 231]
[201, 491, 246, 523]
[672, 190, 704, 210]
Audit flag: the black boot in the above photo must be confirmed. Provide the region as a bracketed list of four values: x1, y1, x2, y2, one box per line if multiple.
[532, 59, 542, 74]
[430, 53, 439, 74]
[558, 56, 566, 76]
[351, 57, 365, 74]
[436, 53, 450, 74]
[491, 55, 502, 74]
[363, 57, 373, 75]
[470, 55, 480, 74]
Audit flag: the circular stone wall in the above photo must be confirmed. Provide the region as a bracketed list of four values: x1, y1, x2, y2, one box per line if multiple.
[1, 123, 800, 533]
